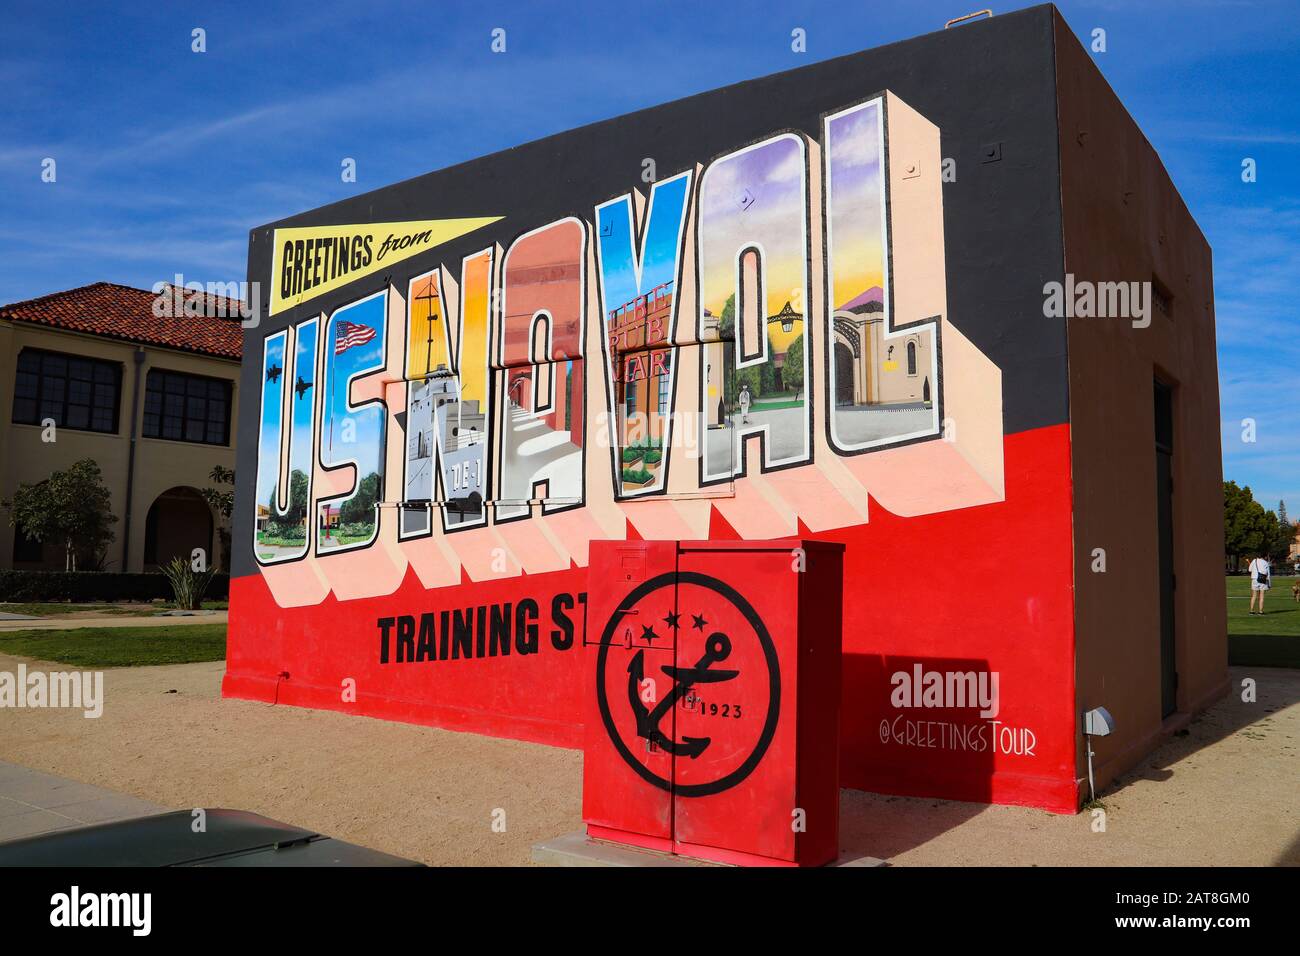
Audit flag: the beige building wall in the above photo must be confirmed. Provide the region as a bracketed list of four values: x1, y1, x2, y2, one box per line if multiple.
[0, 320, 239, 572]
[831, 312, 934, 407]
[1054, 12, 1227, 799]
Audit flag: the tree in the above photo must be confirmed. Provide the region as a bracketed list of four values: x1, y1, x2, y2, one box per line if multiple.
[1223, 481, 1280, 570]
[1278, 500, 1289, 528]
[1266, 508, 1294, 566]
[3, 459, 118, 571]
[199, 465, 235, 570]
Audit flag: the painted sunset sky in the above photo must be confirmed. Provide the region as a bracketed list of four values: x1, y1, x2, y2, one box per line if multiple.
[698, 134, 807, 354]
[827, 100, 888, 314]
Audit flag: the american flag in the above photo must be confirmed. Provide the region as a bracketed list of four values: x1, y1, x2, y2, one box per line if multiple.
[335, 320, 377, 355]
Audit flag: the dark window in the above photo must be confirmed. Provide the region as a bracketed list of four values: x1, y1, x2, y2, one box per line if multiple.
[564, 363, 573, 431]
[143, 369, 232, 446]
[11, 348, 121, 434]
[657, 352, 673, 416]
[624, 375, 639, 418]
[906, 341, 917, 376]
[12, 522, 43, 563]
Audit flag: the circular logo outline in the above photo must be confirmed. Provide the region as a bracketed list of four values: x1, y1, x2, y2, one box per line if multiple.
[595, 570, 780, 797]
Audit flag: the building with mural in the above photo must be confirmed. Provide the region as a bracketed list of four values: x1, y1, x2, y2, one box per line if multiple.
[225, 6, 1224, 814]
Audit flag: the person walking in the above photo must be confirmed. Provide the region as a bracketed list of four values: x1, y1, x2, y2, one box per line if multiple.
[1248, 552, 1271, 614]
[738, 383, 752, 424]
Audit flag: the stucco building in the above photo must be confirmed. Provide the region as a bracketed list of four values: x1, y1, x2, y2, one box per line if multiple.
[0, 282, 243, 572]
[226, 5, 1226, 814]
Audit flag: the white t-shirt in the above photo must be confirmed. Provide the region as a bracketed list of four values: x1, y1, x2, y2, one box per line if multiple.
[1248, 558, 1271, 587]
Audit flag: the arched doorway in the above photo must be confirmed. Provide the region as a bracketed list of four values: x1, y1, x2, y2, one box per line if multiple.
[508, 371, 533, 411]
[834, 342, 855, 407]
[144, 486, 214, 570]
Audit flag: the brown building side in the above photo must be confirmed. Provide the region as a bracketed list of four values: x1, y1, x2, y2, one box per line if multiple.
[1054, 12, 1228, 798]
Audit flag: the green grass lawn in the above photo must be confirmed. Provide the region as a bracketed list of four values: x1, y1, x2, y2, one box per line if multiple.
[0, 603, 152, 617]
[1, 581, 1290, 670]
[0, 624, 227, 667]
[1227, 574, 1300, 668]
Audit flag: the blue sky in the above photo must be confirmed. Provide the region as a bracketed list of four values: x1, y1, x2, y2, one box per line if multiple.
[597, 172, 690, 324]
[1, 0, 1295, 512]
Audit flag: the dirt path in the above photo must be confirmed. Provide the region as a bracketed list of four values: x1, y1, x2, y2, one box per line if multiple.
[0, 653, 1294, 866]
[844, 667, 1299, 866]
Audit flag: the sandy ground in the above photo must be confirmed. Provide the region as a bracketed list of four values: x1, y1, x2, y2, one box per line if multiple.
[0, 653, 1295, 866]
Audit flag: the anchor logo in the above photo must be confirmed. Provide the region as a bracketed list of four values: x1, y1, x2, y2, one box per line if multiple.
[595, 570, 781, 797]
[627, 632, 738, 758]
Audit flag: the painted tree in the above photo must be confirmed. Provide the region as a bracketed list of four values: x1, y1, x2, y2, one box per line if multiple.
[783, 335, 805, 398]
[340, 471, 382, 525]
[267, 469, 310, 538]
[3, 459, 118, 571]
[716, 296, 779, 404]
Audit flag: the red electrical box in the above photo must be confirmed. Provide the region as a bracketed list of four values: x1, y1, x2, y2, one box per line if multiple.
[582, 538, 844, 867]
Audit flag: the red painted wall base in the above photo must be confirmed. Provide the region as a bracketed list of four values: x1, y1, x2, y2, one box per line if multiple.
[224, 425, 1080, 813]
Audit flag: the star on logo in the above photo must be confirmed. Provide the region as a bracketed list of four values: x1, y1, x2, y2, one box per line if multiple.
[641, 624, 659, 642]
[663, 611, 681, 629]
[691, 613, 708, 631]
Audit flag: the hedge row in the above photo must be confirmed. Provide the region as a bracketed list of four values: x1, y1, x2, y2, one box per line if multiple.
[0, 571, 230, 603]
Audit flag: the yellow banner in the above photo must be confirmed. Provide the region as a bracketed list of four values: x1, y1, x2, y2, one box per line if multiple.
[270, 217, 501, 315]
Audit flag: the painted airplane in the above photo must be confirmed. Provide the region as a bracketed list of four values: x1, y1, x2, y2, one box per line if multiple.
[266, 363, 282, 384]
[295, 375, 313, 400]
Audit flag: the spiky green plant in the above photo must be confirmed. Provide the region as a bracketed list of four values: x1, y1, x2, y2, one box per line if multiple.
[160, 555, 216, 611]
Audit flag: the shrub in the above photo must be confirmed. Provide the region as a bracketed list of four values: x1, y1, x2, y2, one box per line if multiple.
[262, 521, 306, 541]
[160, 556, 218, 611]
[621, 468, 654, 485]
[0, 570, 230, 603]
[3, 458, 117, 571]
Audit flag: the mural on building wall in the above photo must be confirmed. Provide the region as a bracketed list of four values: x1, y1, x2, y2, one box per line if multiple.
[247, 92, 1004, 604]
[401, 254, 492, 536]
[317, 291, 387, 554]
[824, 99, 938, 451]
[253, 317, 317, 561]
[595, 170, 692, 496]
[497, 218, 586, 520]
[698, 133, 811, 482]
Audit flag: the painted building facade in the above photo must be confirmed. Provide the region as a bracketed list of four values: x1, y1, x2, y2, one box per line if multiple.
[225, 6, 1225, 813]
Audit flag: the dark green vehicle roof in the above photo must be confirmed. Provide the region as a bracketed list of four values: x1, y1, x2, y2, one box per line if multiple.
[0, 809, 422, 867]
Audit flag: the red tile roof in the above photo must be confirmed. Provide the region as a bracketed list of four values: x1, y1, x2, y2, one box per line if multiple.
[0, 282, 244, 359]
